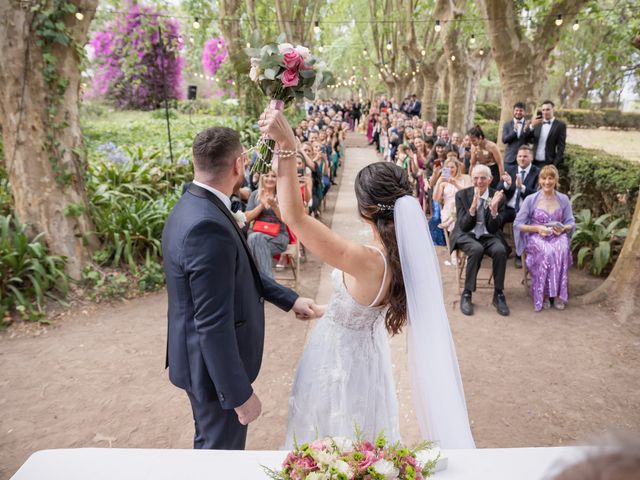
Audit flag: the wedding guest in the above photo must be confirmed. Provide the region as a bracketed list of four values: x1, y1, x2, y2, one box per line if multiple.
[461, 134, 472, 173]
[434, 155, 472, 234]
[502, 101, 531, 167]
[450, 165, 510, 316]
[246, 170, 290, 278]
[527, 100, 567, 168]
[498, 145, 540, 268]
[412, 137, 429, 210]
[468, 125, 504, 189]
[513, 165, 575, 312]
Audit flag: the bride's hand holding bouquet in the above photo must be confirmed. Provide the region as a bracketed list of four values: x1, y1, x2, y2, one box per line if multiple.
[246, 37, 332, 174]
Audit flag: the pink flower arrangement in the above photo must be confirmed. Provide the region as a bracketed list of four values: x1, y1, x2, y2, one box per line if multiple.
[244, 35, 333, 174]
[264, 433, 440, 480]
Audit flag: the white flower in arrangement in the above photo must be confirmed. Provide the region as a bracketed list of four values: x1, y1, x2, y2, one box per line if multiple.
[372, 458, 399, 479]
[294, 45, 311, 59]
[305, 472, 330, 480]
[277, 42, 295, 54]
[311, 449, 338, 466]
[415, 447, 441, 468]
[332, 459, 352, 477]
[232, 210, 246, 226]
[330, 436, 354, 453]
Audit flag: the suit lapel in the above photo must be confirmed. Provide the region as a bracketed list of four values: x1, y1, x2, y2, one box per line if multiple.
[187, 184, 264, 294]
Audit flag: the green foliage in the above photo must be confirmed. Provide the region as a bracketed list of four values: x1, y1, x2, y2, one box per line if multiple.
[436, 103, 501, 131]
[0, 215, 68, 322]
[32, 0, 80, 187]
[150, 108, 178, 120]
[564, 145, 640, 223]
[558, 109, 640, 130]
[570, 207, 628, 276]
[0, 163, 12, 216]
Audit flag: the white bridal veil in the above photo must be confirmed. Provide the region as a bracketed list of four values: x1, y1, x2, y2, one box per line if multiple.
[394, 195, 476, 449]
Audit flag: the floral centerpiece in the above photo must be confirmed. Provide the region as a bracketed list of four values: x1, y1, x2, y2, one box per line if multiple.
[245, 34, 332, 174]
[264, 433, 440, 480]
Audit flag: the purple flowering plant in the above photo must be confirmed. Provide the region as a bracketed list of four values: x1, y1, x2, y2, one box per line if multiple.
[88, 2, 184, 110]
[201, 36, 228, 76]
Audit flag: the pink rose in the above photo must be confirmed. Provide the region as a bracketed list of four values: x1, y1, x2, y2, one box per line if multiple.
[281, 68, 299, 87]
[283, 452, 298, 468]
[283, 50, 302, 70]
[359, 441, 375, 452]
[358, 451, 377, 471]
[296, 456, 317, 470]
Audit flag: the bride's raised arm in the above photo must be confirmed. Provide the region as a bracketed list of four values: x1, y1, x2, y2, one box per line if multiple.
[258, 108, 380, 282]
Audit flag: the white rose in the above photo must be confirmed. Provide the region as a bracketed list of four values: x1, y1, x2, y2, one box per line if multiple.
[294, 45, 311, 59]
[415, 447, 440, 468]
[311, 450, 337, 466]
[372, 459, 399, 479]
[278, 42, 295, 54]
[330, 436, 354, 453]
[249, 65, 260, 82]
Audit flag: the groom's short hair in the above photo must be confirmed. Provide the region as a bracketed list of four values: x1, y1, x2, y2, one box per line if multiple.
[192, 127, 241, 177]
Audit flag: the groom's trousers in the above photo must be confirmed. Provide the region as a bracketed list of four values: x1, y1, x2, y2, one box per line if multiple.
[187, 391, 248, 449]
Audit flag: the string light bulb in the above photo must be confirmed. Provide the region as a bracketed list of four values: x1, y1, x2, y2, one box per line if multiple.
[479, 48, 484, 56]
[363, 48, 368, 56]
[434, 20, 441, 32]
[386, 41, 392, 51]
[421, 49, 426, 56]
[246, 42, 251, 48]
[314, 20, 320, 34]
[193, 17, 200, 29]
[555, 14, 563, 26]
[572, 19, 580, 31]
[470, 34, 476, 44]
[318, 45, 324, 52]
[75, 10, 84, 21]
[450, 55, 456, 61]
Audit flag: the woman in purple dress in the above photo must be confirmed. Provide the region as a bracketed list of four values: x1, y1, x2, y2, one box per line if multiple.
[514, 165, 576, 311]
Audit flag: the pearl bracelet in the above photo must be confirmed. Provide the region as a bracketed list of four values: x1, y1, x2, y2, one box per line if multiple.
[275, 148, 297, 158]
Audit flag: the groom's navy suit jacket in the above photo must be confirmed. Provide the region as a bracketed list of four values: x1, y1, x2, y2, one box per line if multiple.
[162, 184, 297, 410]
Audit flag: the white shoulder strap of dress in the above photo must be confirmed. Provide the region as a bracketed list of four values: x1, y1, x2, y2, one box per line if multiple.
[366, 245, 388, 307]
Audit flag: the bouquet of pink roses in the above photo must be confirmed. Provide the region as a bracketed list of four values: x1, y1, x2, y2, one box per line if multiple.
[245, 34, 332, 174]
[264, 433, 440, 480]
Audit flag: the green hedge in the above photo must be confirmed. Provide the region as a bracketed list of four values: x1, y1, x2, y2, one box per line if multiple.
[564, 144, 640, 223]
[557, 108, 640, 130]
[435, 102, 501, 129]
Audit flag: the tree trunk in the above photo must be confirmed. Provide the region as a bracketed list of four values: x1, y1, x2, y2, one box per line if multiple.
[0, 0, 99, 278]
[479, 0, 589, 149]
[580, 194, 640, 322]
[419, 69, 439, 122]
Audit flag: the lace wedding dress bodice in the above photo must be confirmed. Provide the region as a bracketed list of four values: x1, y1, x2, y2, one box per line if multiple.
[284, 255, 401, 448]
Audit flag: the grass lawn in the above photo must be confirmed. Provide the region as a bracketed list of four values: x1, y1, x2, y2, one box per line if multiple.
[568, 127, 640, 163]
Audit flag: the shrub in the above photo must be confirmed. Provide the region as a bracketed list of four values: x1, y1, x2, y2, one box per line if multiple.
[564, 144, 640, 223]
[0, 165, 12, 216]
[435, 102, 501, 127]
[571, 208, 628, 276]
[0, 215, 68, 321]
[557, 108, 640, 130]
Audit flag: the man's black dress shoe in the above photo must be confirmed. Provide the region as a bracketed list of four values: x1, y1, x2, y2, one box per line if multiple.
[514, 256, 522, 269]
[493, 292, 510, 316]
[460, 293, 473, 316]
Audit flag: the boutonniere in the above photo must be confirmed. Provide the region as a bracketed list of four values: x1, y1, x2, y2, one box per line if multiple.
[232, 210, 246, 227]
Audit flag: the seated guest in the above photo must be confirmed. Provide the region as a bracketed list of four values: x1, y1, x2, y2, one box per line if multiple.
[246, 170, 289, 279]
[450, 165, 510, 316]
[513, 165, 575, 312]
[499, 145, 540, 268]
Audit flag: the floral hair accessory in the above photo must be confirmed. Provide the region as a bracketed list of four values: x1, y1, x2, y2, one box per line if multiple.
[377, 203, 395, 211]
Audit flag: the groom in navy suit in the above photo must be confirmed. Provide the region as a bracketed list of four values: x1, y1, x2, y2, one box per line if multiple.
[162, 126, 317, 450]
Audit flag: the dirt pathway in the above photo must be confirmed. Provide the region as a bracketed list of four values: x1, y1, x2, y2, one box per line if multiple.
[1, 134, 639, 479]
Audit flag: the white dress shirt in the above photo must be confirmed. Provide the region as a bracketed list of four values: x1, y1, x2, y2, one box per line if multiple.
[507, 164, 532, 209]
[192, 180, 231, 211]
[513, 118, 524, 138]
[535, 118, 554, 161]
[473, 189, 491, 238]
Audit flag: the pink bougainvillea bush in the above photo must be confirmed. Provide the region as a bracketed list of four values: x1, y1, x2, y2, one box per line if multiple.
[88, 2, 184, 110]
[201, 36, 228, 76]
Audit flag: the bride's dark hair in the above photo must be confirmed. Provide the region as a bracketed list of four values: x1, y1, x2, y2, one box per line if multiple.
[355, 162, 413, 335]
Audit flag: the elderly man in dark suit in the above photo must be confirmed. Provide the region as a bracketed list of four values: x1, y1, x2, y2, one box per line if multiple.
[501, 101, 531, 167]
[498, 145, 540, 268]
[450, 164, 510, 317]
[162, 126, 317, 450]
[527, 100, 567, 168]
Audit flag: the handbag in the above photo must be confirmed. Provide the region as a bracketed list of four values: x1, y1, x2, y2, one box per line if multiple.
[253, 220, 281, 237]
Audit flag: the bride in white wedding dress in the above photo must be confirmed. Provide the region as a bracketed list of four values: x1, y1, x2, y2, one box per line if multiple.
[259, 109, 475, 450]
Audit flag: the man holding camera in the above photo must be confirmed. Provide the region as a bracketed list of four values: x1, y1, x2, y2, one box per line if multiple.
[527, 100, 566, 168]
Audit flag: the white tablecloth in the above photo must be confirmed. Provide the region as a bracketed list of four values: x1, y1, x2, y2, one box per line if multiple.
[11, 446, 586, 479]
